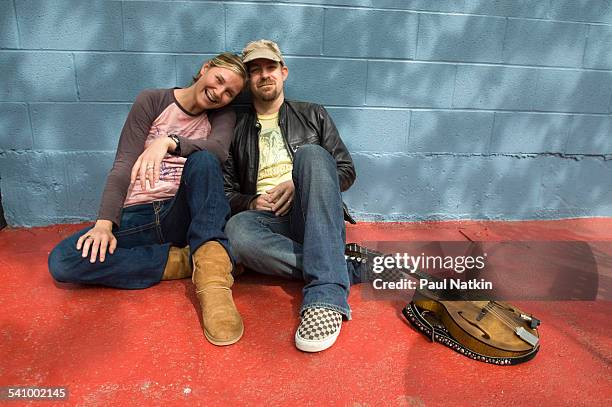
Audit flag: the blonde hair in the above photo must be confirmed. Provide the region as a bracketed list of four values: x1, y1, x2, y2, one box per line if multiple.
[191, 52, 247, 84]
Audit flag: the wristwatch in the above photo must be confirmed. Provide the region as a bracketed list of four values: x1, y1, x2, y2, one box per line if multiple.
[168, 134, 181, 156]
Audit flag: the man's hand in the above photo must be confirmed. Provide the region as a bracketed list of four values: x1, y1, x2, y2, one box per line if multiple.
[266, 180, 295, 216]
[76, 220, 117, 263]
[130, 137, 175, 190]
[249, 194, 274, 211]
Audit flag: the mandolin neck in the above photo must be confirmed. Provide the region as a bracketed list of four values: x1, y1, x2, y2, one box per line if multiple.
[346, 244, 441, 283]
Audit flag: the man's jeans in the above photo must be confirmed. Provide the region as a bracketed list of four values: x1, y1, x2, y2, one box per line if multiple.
[225, 145, 361, 319]
[48, 150, 232, 289]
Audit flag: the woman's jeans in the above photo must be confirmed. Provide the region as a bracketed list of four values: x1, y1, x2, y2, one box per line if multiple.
[225, 145, 361, 319]
[48, 151, 232, 289]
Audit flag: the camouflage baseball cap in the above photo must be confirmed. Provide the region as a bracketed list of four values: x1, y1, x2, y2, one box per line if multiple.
[242, 39, 285, 64]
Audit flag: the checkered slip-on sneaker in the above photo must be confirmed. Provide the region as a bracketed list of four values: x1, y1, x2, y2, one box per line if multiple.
[295, 307, 343, 353]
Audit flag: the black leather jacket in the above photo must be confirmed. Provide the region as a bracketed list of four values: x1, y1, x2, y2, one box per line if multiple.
[223, 100, 356, 222]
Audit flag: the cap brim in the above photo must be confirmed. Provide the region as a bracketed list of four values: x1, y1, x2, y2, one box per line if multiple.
[242, 49, 283, 63]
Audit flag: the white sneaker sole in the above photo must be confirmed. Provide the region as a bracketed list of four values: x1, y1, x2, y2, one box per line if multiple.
[295, 326, 341, 353]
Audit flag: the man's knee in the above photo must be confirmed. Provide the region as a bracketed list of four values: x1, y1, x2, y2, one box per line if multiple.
[226, 212, 261, 260]
[294, 145, 334, 172]
[226, 212, 254, 243]
[293, 145, 338, 189]
[294, 144, 328, 161]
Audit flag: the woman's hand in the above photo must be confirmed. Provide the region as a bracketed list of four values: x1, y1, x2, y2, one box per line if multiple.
[76, 220, 117, 263]
[130, 137, 176, 189]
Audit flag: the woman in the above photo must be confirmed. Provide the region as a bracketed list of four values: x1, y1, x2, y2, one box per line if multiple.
[48, 53, 247, 346]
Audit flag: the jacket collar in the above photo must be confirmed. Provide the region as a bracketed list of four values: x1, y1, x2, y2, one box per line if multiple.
[248, 99, 288, 127]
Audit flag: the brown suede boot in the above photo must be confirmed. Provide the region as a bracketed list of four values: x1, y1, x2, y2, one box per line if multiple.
[192, 241, 243, 345]
[161, 246, 192, 280]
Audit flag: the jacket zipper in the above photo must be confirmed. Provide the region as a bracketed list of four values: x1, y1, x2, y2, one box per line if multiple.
[253, 120, 261, 190]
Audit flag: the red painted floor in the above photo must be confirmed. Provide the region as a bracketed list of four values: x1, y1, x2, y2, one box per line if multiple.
[1, 219, 611, 406]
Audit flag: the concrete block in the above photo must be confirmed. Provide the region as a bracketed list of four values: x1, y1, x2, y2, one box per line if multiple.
[345, 153, 606, 220]
[348, 152, 612, 219]
[0, 151, 114, 226]
[549, 0, 612, 24]
[533, 70, 612, 114]
[566, 115, 612, 154]
[503, 19, 587, 68]
[480, 155, 553, 218]
[0, 52, 77, 101]
[225, 0, 463, 12]
[343, 153, 449, 218]
[542, 157, 612, 217]
[16, 0, 122, 50]
[490, 113, 571, 153]
[417, 14, 506, 63]
[0, 103, 32, 149]
[75, 53, 176, 102]
[30, 103, 131, 151]
[367, 61, 455, 108]
[326, 107, 410, 152]
[0, 0, 19, 48]
[453, 65, 538, 110]
[175, 54, 217, 88]
[323, 9, 417, 58]
[584, 25, 612, 70]
[400, 0, 472, 12]
[226, 4, 323, 55]
[344, 153, 519, 219]
[408, 111, 493, 153]
[463, 0, 548, 18]
[284, 57, 367, 106]
[123, 2, 224, 52]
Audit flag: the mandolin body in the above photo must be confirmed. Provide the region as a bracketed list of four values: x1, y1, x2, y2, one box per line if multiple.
[405, 291, 540, 365]
[344, 243, 541, 365]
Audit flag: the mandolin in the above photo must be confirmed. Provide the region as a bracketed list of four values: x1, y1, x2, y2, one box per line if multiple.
[346, 243, 541, 365]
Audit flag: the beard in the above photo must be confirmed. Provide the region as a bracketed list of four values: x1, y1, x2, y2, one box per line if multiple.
[253, 81, 280, 102]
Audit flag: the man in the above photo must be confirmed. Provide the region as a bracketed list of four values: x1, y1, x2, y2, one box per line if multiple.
[223, 39, 363, 352]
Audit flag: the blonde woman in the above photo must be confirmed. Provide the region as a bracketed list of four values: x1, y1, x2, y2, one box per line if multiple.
[49, 53, 247, 346]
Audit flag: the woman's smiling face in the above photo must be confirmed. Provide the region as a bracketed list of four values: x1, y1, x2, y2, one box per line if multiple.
[192, 64, 245, 111]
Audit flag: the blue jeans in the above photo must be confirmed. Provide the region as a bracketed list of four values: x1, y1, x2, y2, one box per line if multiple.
[225, 145, 361, 319]
[48, 150, 233, 289]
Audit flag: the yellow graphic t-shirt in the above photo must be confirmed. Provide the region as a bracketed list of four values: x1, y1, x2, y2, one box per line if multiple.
[256, 113, 293, 194]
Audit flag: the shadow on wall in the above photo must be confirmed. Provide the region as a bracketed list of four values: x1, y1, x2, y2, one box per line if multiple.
[1, 0, 123, 225]
[205, 3, 612, 221]
[1, 1, 214, 225]
[324, 4, 612, 221]
[1, 0, 611, 226]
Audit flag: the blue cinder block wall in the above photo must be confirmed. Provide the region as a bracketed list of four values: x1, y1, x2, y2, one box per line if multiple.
[1, 0, 611, 226]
